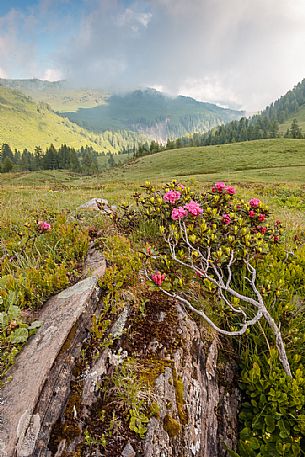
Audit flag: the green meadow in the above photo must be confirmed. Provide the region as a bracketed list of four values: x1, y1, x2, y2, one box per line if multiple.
[1, 138, 304, 230]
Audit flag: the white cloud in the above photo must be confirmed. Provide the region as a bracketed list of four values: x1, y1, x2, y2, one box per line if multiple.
[0, 67, 7, 78]
[2, 0, 305, 110]
[41, 68, 63, 81]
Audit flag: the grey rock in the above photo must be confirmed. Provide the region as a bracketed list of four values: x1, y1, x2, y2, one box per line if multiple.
[78, 198, 109, 210]
[143, 304, 240, 457]
[83, 245, 106, 279]
[121, 442, 136, 457]
[0, 276, 101, 457]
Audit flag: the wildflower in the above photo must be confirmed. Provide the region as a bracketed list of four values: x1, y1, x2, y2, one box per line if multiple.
[258, 213, 266, 222]
[214, 181, 226, 192]
[258, 226, 267, 234]
[225, 185, 236, 195]
[37, 220, 51, 232]
[163, 190, 181, 204]
[177, 183, 185, 189]
[184, 200, 203, 216]
[172, 207, 188, 220]
[222, 213, 231, 225]
[151, 271, 166, 286]
[249, 198, 261, 208]
[248, 210, 256, 218]
[273, 235, 280, 243]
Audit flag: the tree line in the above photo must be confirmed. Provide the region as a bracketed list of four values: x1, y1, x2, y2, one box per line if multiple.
[162, 78, 305, 149]
[0, 144, 101, 174]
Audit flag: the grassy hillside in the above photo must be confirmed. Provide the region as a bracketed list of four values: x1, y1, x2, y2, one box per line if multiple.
[63, 89, 243, 141]
[109, 138, 305, 184]
[0, 86, 144, 152]
[279, 104, 305, 134]
[0, 78, 108, 112]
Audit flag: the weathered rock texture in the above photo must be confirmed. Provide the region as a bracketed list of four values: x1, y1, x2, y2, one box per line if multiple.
[0, 281, 240, 457]
[0, 277, 101, 457]
[142, 304, 240, 457]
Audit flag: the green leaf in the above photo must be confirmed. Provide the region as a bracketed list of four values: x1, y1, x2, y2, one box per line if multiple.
[8, 305, 21, 320]
[9, 328, 29, 344]
[264, 415, 275, 433]
[27, 320, 43, 330]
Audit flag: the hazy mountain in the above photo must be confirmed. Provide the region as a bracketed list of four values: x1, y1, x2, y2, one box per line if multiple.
[62, 88, 243, 142]
[0, 78, 108, 112]
[0, 85, 144, 152]
[0, 79, 243, 143]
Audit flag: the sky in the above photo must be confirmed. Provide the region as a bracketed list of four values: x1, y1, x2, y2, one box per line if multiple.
[0, 0, 305, 111]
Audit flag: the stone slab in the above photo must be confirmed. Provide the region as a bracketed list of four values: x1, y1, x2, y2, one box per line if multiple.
[0, 277, 100, 457]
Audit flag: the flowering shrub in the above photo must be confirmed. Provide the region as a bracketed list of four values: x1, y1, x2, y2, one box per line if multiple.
[109, 180, 305, 455]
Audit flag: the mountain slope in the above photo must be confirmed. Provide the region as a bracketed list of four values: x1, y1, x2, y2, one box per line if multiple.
[62, 88, 243, 142]
[279, 104, 305, 134]
[0, 86, 144, 152]
[0, 78, 107, 112]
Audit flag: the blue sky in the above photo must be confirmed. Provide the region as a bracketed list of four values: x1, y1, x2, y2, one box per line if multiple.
[1, 0, 305, 111]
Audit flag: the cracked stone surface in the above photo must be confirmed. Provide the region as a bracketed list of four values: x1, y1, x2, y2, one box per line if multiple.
[0, 277, 101, 457]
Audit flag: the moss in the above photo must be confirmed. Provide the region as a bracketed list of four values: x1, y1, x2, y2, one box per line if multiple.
[150, 402, 161, 419]
[172, 368, 188, 425]
[139, 357, 172, 386]
[163, 414, 181, 438]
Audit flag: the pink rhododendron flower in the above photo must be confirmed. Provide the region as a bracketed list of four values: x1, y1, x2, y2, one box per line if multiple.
[258, 213, 266, 222]
[225, 185, 236, 195]
[222, 214, 231, 225]
[214, 181, 226, 192]
[172, 207, 188, 220]
[151, 271, 166, 286]
[163, 190, 181, 204]
[249, 210, 256, 218]
[258, 226, 267, 234]
[184, 200, 203, 216]
[37, 221, 51, 232]
[249, 198, 261, 208]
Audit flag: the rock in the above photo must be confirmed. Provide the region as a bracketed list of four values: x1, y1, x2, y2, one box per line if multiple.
[143, 304, 240, 457]
[121, 442, 136, 457]
[82, 245, 106, 279]
[0, 277, 101, 457]
[78, 198, 109, 211]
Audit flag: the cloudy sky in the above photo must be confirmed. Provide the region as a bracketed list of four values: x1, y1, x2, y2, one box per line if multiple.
[0, 0, 305, 111]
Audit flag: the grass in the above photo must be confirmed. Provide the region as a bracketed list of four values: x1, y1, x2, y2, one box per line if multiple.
[1, 139, 304, 230]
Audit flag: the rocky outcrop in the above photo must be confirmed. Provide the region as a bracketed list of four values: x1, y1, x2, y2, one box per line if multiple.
[0, 263, 240, 457]
[142, 304, 239, 457]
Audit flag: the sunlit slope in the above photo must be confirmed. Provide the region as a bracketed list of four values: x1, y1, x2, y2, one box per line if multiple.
[0, 86, 140, 152]
[116, 139, 305, 183]
[0, 78, 108, 112]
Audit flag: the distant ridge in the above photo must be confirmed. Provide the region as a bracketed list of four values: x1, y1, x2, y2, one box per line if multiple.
[0, 79, 243, 142]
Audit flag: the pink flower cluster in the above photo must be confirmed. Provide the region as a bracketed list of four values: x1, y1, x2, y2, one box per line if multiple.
[151, 271, 166, 286]
[212, 182, 236, 195]
[222, 213, 231, 225]
[163, 190, 181, 204]
[248, 210, 266, 222]
[171, 200, 203, 220]
[249, 198, 261, 208]
[185, 200, 203, 216]
[172, 207, 188, 220]
[37, 220, 51, 232]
